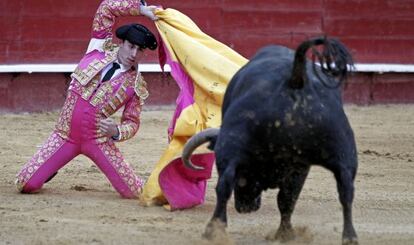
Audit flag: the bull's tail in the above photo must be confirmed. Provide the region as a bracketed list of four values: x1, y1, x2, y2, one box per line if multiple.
[289, 36, 354, 89]
[182, 128, 220, 170]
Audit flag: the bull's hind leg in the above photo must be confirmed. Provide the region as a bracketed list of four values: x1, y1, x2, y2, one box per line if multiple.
[267, 166, 310, 242]
[204, 163, 236, 239]
[334, 166, 359, 245]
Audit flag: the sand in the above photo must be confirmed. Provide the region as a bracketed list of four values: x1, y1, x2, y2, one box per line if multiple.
[1, 105, 413, 244]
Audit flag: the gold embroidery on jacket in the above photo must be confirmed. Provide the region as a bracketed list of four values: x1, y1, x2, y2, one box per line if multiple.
[81, 77, 99, 100]
[90, 82, 113, 107]
[134, 72, 149, 105]
[101, 81, 129, 117]
[70, 47, 118, 86]
[103, 38, 118, 52]
[120, 124, 132, 140]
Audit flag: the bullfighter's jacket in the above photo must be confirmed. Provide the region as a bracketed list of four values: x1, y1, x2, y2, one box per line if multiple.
[56, 0, 149, 143]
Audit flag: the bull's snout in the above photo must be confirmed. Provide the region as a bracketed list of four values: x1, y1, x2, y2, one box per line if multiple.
[235, 195, 261, 213]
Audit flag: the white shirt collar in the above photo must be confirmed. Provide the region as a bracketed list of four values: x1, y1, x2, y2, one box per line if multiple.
[118, 60, 131, 72]
[100, 60, 131, 82]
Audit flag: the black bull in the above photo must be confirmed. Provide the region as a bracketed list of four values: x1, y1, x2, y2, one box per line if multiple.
[182, 37, 358, 245]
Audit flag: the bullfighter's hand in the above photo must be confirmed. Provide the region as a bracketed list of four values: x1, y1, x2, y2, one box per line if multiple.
[98, 118, 119, 138]
[140, 5, 159, 21]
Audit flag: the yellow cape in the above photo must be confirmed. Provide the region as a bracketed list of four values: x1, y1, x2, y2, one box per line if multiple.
[140, 8, 248, 208]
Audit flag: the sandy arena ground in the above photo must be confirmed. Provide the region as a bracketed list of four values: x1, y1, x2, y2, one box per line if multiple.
[0, 105, 413, 245]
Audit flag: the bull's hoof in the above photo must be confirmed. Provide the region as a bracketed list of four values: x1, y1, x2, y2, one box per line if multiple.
[266, 227, 295, 242]
[203, 220, 228, 241]
[342, 237, 358, 245]
[266, 226, 313, 243]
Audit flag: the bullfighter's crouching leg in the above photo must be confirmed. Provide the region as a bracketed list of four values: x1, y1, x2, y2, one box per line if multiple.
[15, 132, 80, 193]
[82, 140, 144, 199]
[266, 165, 310, 242]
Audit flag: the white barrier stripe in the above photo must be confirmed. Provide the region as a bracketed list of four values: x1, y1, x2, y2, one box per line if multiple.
[353, 64, 414, 73]
[0, 64, 171, 73]
[0, 63, 413, 73]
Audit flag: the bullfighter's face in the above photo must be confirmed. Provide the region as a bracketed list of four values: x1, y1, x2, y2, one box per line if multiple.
[234, 174, 262, 213]
[118, 40, 145, 67]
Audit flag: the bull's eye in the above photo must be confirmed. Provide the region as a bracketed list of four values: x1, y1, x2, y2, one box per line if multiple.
[238, 177, 247, 187]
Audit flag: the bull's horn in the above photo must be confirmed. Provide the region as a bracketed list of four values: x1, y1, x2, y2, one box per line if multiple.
[182, 128, 220, 170]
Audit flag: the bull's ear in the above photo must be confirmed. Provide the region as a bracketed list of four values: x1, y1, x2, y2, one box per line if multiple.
[238, 177, 247, 187]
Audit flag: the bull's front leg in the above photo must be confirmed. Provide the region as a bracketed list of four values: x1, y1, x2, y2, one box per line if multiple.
[204, 166, 236, 239]
[267, 166, 310, 242]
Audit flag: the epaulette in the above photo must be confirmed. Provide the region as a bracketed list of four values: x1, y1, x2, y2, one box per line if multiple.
[71, 38, 118, 86]
[103, 38, 118, 53]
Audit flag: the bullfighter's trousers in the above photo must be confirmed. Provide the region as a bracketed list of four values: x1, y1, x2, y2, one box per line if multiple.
[15, 93, 143, 198]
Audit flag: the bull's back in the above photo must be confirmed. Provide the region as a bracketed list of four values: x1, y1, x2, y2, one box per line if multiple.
[223, 45, 295, 115]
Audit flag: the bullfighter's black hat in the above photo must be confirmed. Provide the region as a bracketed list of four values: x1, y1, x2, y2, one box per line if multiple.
[115, 24, 157, 50]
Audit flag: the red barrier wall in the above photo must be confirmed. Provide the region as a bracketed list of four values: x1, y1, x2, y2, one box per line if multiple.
[0, 0, 413, 112]
[1, 0, 413, 63]
[1, 72, 413, 113]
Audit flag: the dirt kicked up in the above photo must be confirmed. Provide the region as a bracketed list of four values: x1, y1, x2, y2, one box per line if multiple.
[1, 105, 413, 245]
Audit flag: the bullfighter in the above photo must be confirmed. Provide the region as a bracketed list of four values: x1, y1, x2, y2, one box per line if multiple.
[15, 0, 158, 198]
